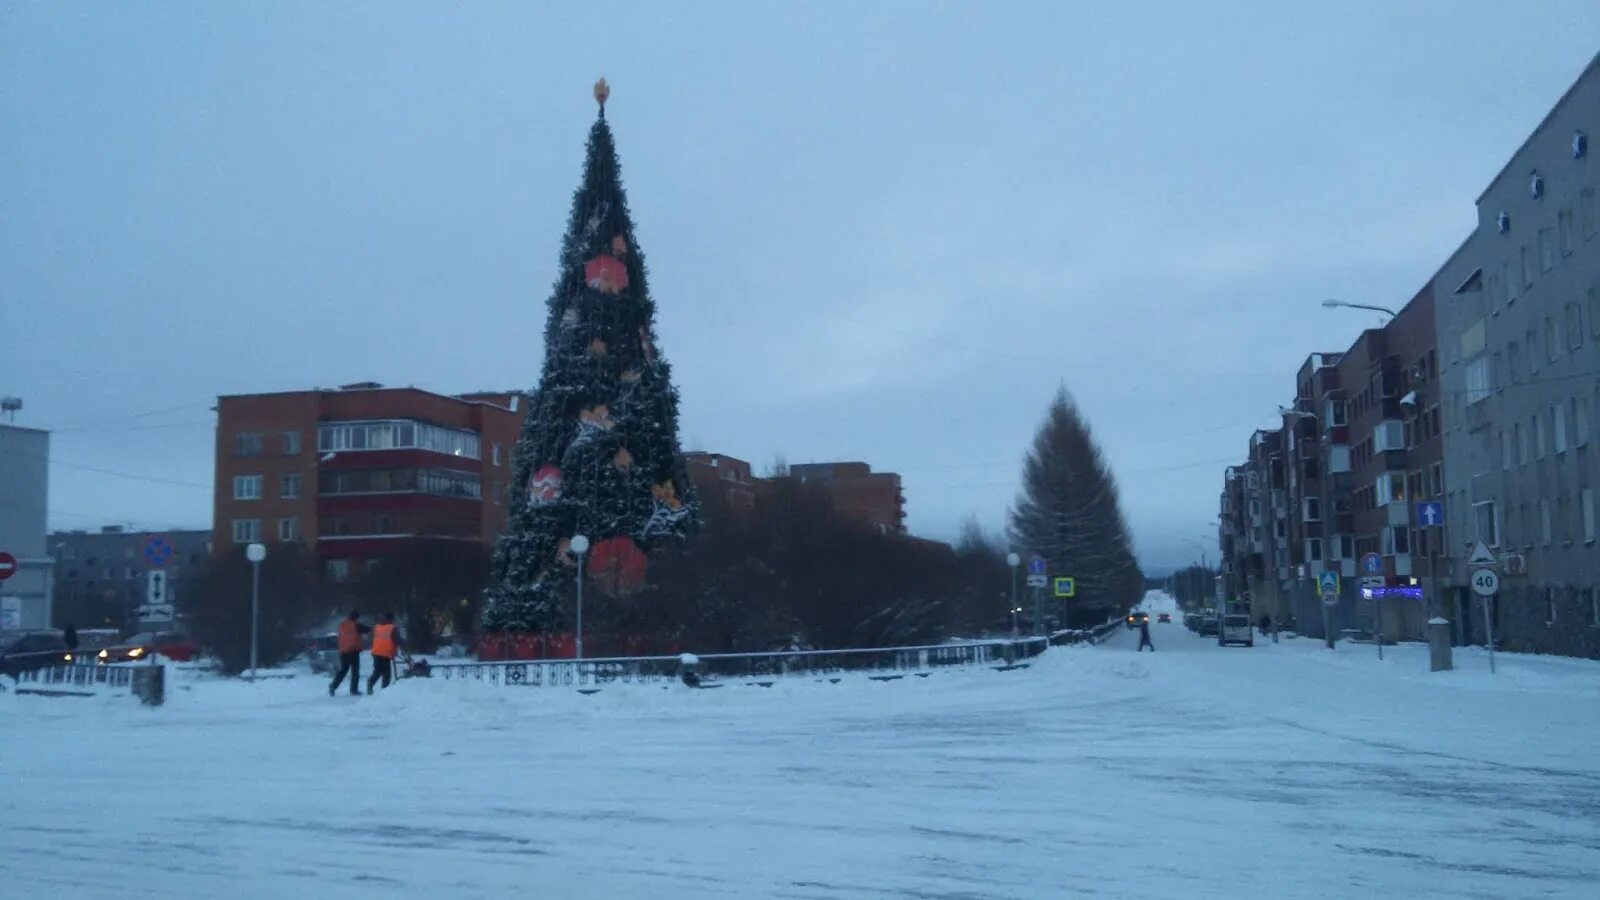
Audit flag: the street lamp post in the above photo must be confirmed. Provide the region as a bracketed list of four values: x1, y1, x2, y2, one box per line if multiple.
[1321, 298, 1399, 319]
[246, 542, 266, 681]
[1006, 552, 1020, 638]
[570, 534, 590, 661]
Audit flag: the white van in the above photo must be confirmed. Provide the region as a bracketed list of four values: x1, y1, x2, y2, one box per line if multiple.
[1219, 615, 1254, 647]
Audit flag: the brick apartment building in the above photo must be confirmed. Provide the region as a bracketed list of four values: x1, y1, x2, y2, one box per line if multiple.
[1222, 283, 1441, 643]
[213, 384, 526, 578]
[683, 453, 907, 534]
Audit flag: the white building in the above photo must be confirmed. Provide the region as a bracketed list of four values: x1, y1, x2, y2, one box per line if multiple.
[0, 423, 55, 632]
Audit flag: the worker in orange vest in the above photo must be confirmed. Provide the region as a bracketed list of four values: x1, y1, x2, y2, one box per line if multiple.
[366, 612, 404, 694]
[328, 610, 370, 697]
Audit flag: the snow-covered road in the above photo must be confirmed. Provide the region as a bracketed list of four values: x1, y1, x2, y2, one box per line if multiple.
[4, 597, 1599, 899]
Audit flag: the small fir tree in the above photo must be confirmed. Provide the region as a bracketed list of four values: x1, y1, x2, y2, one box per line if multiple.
[483, 80, 699, 633]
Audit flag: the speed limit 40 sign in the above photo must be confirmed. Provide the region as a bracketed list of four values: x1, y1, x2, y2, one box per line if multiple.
[1470, 568, 1501, 597]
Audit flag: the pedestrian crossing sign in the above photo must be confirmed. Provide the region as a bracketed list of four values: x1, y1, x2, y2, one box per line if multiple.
[1318, 571, 1340, 598]
[1053, 576, 1076, 598]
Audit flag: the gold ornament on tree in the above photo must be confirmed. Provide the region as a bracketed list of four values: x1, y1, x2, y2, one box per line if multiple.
[594, 78, 610, 109]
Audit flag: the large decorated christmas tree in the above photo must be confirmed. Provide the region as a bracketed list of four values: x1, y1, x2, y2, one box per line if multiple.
[482, 80, 699, 633]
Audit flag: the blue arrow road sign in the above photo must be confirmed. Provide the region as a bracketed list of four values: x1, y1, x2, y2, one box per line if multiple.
[1318, 571, 1341, 598]
[1361, 552, 1383, 574]
[1415, 501, 1444, 528]
[1028, 556, 1046, 577]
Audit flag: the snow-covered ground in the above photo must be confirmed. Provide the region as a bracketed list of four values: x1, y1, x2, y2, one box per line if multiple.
[4, 592, 1599, 899]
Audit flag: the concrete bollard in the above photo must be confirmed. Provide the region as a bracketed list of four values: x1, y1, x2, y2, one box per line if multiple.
[677, 652, 702, 687]
[132, 665, 165, 706]
[1428, 618, 1453, 672]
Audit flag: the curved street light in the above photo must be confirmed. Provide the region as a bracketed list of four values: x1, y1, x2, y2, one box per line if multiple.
[1322, 298, 1399, 319]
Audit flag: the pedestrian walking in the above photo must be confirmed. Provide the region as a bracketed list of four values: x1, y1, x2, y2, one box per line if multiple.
[367, 612, 404, 694]
[328, 611, 369, 697]
[1137, 617, 1155, 652]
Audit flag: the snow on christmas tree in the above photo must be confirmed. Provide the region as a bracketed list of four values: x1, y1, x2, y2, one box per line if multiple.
[482, 79, 699, 634]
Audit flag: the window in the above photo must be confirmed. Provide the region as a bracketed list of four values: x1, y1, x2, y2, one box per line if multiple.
[1464, 357, 1491, 406]
[1566, 301, 1583, 351]
[1431, 462, 1443, 497]
[1560, 208, 1575, 255]
[1528, 329, 1540, 373]
[231, 519, 261, 544]
[1539, 228, 1556, 272]
[1501, 430, 1513, 470]
[278, 517, 300, 542]
[1334, 535, 1354, 559]
[1582, 186, 1598, 239]
[282, 431, 301, 455]
[1326, 399, 1347, 427]
[1304, 497, 1321, 521]
[1535, 415, 1546, 459]
[1328, 444, 1350, 474]
[1554, 403, 1569, 453]
[1546, 317, 1561, 363]
[324, 516, 349, 536]
[327, 560, 350, 582]
[279, 473, 301, 499]
[1507, 340, 1522, 382]
[492, 481, 504, 506]
[1382, 526, 1410, 556]
[317, 420, 481, 460]
[1577, 397, 1591, 448]
[1474, 501, 1499, 546]
[1546, 588, 1557, 625]
[492, 443, 502, 466]
[371, 513, 396, 535]
[234, 432, 264, 457]
[1375, 420, 1405, 452]
[233, 474, 262, 500]
[1305, 538, 1323, 562]
[1583, 489, 1596, 543]
[1541, 499, 1553, 545]
[1517, 422, 1529, 465]
[318, 467, 481, 500]
[1591, 286, 1600, 339]
[1504, 261, 1518, 304]
[1376, 472, 1406, 504]
[1521, 245, 1534, 288]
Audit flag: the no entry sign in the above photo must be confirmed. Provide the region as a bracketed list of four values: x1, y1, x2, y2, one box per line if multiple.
[0, 551, 17, 581]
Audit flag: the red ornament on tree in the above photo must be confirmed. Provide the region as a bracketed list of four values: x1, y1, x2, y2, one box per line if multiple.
[584, 256, 628, 294]
[587, 535, 647, 595]
[530, 464, 563, 506]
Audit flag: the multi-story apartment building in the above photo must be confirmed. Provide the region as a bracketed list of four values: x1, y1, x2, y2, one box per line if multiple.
[213, 384, 526, 579]
[1223, 283, 1440, 644]
[0, 423, 53, 634]
[682, 453, 908, 534]
[48, 527, 212, 631]
[1438, 53, 1600, 658]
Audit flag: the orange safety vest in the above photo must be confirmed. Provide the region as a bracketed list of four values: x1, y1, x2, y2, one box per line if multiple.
[371, 623, 397, 659]
[337, 620, 363, 653]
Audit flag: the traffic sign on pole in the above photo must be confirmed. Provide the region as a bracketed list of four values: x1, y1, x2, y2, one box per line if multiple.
[1467, 541, 1497, 568]
[1318, 571, 1341, 606]
[1053, 576, 1076, 598]
[1361, 552, 1383, 575]
[1470, 568, 1500, 597]
[143, 535, 175, 568]
[1027, 556, 1046, 578]
[1026, 574, 1047, 588]
[0, 551, 16, 582]
[1415, 501, 1444, 528]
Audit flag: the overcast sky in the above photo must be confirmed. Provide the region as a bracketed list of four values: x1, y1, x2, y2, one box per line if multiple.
[4, 2, 1599, 571]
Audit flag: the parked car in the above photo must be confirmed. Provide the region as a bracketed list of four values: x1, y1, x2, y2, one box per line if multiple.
[0, 631, 73, 678]
[1157, 613, 1171, 623]
[1219, 614, 1254, 647]
[1197, 613, 1220, 636]
[97, 632, 200, 664]
[305, 632, 342, 674]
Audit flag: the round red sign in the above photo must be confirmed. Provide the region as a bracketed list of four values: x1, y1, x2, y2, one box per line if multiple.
[0, 550, 18, 582]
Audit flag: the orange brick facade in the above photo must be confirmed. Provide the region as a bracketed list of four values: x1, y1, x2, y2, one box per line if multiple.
[212, 385, 526, 570]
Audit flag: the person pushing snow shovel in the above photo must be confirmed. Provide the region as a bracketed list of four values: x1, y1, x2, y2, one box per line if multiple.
[366, 612, 404, 694]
